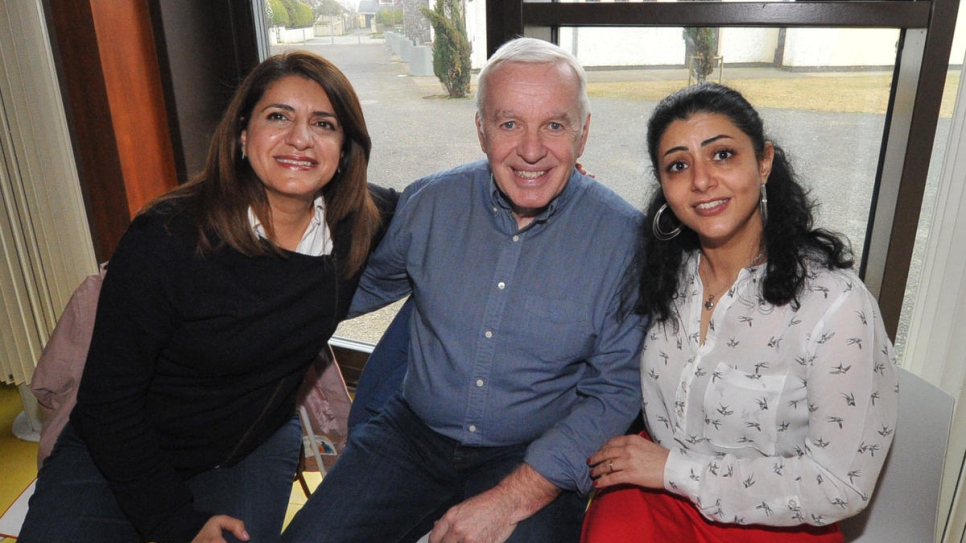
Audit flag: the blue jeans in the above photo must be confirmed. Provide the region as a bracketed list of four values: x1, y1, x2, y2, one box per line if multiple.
[19, 416, 302, 543]
[280, 397, 585, 543]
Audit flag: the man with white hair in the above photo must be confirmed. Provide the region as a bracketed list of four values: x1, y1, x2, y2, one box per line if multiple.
[281, 37, 646, 543]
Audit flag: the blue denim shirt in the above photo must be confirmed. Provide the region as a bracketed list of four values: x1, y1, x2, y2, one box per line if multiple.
[350, 160, 646, 494]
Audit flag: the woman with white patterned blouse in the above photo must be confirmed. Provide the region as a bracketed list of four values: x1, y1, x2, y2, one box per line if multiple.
[582, 83, 898, 543]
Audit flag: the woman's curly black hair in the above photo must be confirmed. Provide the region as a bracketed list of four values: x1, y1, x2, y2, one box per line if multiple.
[631, 83, 854, 323]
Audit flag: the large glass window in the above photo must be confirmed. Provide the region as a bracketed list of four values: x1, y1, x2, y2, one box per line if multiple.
[265, 38, 482, 343]
[561, 26, 899, 267]
[896, 26, 964, 356]
[257, 0, 961, 346]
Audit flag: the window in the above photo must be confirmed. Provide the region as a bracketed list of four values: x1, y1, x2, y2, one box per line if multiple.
[254, 0, 960, 346]
[499, 0, 960, 339]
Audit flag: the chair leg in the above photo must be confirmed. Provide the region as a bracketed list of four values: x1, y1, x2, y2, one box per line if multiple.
[296, 467, 312, 498]
[294, 445, 312, 498]
[299, 406, 328, 478]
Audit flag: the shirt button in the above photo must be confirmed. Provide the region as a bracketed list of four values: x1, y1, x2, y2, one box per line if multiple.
[469, 425, 477, 432]
[497, 281, 506, 290]
[476, 379, 484, 387]
[789, 499, 798, 507]
[512, 235, 519, 242]
[485, 330, 493, 338]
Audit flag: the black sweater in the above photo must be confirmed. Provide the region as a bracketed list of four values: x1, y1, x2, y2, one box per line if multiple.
[71, 186, 396, 543]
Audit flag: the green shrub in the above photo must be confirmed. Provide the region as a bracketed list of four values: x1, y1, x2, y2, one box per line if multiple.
[315, 0, 345, 18]
[278, 0, 314, 28]
[268, 0, 290, 27]
[292, 1, 314, 27]
[420, 0, 471, 98]
[684, 27, 718, 83]
[682, 0, 720, 84]
[375, 8, 403, 27]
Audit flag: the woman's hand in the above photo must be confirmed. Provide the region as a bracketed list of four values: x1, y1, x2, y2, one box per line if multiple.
[191, 515, 249, 543]
[588, 434, 670, 491]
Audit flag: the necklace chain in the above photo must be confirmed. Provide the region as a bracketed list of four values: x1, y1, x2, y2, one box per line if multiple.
[701, 249, 765, 311]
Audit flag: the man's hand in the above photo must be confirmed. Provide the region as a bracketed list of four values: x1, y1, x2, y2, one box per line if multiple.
[575, 162, 596, 178]
[190, 515, 249, 543]
[428, 492, 517, 543]
[429, 464, 560, 543]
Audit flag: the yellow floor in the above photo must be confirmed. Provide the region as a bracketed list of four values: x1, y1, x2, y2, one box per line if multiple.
[0, 383, 319, 541]
[0, 384, 38, 542]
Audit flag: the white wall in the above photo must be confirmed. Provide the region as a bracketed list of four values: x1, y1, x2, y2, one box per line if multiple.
[719, 28, 778, 64]
[783, 28, 899, 68]
[467, 0, 487, 71]
[560, 27, 684, 67]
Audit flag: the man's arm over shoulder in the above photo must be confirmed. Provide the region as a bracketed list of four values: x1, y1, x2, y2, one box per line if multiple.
[349, 174, 451, 316]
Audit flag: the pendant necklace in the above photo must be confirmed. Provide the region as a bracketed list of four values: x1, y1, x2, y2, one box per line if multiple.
[704, 288, 729, 311]
[701, 250, 765, 311]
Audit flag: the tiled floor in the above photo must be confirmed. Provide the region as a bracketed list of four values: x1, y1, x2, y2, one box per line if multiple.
[0, 384, 321, 541]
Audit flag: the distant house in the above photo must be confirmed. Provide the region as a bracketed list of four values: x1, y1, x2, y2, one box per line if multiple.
[357, 0, 383, 29]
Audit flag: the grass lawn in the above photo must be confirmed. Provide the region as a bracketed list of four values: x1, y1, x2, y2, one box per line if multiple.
[587, 71, 960, 117]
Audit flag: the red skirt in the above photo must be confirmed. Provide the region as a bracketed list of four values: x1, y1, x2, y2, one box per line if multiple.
[581, 485, 844, 543]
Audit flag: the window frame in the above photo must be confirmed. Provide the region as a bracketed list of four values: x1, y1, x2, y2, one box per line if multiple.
[485, 0, 960, 339]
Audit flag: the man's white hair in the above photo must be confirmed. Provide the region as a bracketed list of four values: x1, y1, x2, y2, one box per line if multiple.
[475, 37, 590, 128]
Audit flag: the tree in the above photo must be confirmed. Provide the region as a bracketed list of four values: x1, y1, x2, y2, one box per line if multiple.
[279, 0, 315, 28]
[682, 0, 720, 84]
[269, 0, 290, 27]
[314, 0, 345, 18]
[420, 0, 471, 99]
[375, 8, 403, 27]
[683, 27, 719, 83]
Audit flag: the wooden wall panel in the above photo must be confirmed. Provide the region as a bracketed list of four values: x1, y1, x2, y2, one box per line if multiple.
[89, 0, 177, 218]
[46, 0, 177, 261]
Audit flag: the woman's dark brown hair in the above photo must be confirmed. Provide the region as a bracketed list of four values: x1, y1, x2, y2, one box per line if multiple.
[632, 82, 853, 323]
[148, 50, 380, 278]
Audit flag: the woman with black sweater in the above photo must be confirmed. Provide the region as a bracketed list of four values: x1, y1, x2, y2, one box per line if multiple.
[19, 51, 396, 543]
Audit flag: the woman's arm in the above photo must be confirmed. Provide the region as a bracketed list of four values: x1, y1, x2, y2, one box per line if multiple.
[72, 213, 212, 543]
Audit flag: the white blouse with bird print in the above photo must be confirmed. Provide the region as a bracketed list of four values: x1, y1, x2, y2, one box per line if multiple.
[641, 252, 898, 527]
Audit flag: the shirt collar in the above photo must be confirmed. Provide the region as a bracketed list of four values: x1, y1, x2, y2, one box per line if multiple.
[247, 196, 331, 256]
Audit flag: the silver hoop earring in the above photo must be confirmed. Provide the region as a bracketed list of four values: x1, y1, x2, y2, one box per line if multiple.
[652, 203, 681, 241]
[759, 183, 768, 226]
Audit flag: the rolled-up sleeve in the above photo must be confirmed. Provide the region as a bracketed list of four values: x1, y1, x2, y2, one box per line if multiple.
[525, 286, 646, 494]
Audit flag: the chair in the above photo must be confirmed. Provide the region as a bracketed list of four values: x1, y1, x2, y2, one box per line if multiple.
[295, 345, 353, 496]
[840, 366, 954, 543]
[30, 265, 354, 500]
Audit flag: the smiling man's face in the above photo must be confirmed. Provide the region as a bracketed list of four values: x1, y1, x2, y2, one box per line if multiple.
[476, 61, 590, 228]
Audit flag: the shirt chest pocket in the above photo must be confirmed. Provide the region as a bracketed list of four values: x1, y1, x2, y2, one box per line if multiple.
[702, 363, 785, 456]
[522, 296, 594, 361]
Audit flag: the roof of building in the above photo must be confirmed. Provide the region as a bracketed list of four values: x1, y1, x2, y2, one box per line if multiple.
[358, 0, 381, 14]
